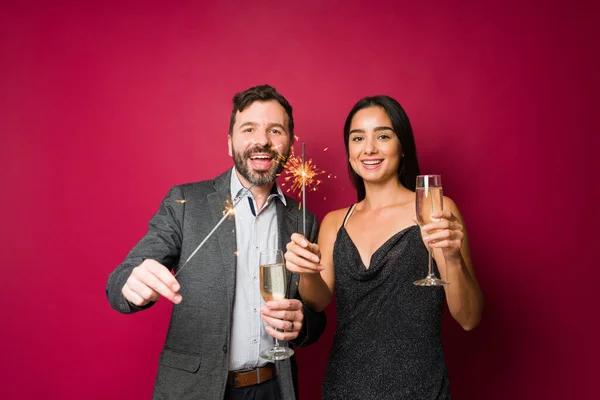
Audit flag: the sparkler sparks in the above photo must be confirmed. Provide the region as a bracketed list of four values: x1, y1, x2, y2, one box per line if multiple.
[223, 197, 235, 217]
[279, 142, 335, 236]
[281, 147, 325, 197]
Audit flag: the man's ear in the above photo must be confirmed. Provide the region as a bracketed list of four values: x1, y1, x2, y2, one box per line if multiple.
[228, 135, 233, 157]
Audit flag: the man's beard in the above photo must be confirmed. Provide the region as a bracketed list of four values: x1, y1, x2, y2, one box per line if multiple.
[232, 144, 289, 187]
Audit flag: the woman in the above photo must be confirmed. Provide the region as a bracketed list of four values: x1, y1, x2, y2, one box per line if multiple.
[284, 95, 483, 399]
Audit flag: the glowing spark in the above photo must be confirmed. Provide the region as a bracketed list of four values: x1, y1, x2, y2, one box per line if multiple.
[281, 147, 325, 197]
[222, 198, 235, 217]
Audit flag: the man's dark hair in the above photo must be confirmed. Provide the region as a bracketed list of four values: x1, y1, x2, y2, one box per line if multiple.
[229, 85, 294, 139]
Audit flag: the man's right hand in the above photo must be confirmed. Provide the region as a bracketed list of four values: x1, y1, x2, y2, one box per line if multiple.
[122, 259, 182, 306]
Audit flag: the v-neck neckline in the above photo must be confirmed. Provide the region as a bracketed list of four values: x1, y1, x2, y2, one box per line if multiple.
[341, 224, 419, 271]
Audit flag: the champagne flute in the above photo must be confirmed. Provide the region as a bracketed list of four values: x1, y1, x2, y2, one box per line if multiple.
[259, 249, 295, 360]
[414, 175, 450, 286]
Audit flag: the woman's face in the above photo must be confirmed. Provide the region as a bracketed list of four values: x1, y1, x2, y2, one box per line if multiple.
[347, 106, 402, 183]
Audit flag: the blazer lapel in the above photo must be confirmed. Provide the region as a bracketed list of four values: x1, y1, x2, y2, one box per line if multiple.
[277, 199, 298, 253]
[208, 170, 237, 302]
[277, 200, 298, 297]
[208, 191, 237, 271]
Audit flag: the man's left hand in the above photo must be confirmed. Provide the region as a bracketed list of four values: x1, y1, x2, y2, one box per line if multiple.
[260, 299, 303, 341]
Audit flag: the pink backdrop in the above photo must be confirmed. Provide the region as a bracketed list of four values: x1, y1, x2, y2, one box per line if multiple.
[1, 0, 596, 399]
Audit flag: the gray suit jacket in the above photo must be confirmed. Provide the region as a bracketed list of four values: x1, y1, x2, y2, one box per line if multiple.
[106, 169, 326, 399]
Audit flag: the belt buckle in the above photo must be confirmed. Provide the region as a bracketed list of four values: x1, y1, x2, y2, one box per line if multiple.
[256, 367, 262, 385]
[230, 365, 272, 388]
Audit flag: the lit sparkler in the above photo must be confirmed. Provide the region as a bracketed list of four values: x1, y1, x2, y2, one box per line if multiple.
[281, 147, 325, 197]
[174, 185, 254, 277]
[280, 142, 328, 236]
[302, 143, 306, 236]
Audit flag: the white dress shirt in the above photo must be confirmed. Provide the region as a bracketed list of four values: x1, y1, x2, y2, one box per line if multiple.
[228, 168, 287, 370]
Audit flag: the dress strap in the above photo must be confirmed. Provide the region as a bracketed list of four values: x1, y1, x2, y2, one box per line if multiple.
[342, 204, 357, 227]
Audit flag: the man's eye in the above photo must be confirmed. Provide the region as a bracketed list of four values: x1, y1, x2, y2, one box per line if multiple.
[270, 129, 282, 135]
[243, 127, 254, 133]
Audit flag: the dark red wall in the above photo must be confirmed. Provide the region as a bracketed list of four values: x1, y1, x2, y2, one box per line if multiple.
[1, 1, 596, 399]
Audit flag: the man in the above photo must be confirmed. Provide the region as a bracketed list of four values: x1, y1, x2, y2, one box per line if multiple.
[106, 85, 326, 400]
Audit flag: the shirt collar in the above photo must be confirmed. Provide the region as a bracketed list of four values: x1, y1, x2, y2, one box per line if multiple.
[229, 167, 287, 206]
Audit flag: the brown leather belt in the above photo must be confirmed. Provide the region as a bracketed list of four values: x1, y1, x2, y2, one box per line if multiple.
[227, 364, 276, 388]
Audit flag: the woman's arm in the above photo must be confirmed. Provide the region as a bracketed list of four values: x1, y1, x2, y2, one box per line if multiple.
[422, 197, 484, 330]
[285, 209, 345, 312]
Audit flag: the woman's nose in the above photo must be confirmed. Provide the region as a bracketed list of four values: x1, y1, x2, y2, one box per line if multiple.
[363, 138, 376, 154]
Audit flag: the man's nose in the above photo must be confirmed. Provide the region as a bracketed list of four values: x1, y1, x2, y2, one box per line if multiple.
[254, 129, 270, 147]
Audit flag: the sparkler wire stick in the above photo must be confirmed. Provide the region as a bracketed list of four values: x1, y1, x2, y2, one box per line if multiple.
[174, 184, 255, 277]
[302, 143, 306, 237]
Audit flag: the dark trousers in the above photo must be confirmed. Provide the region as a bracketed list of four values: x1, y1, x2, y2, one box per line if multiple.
[224, 377, 282, 400]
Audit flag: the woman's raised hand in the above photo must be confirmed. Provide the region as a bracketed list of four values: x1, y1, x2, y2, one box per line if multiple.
[419, 210, 465, 262]
[284, 233, 324, 274]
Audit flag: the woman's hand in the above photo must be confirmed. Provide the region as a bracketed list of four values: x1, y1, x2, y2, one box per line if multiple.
[418, 210, 465, 263]
[284, 233, 324, 274]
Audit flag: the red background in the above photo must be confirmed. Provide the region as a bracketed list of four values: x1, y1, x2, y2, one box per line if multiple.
[1, 1, 596, 399]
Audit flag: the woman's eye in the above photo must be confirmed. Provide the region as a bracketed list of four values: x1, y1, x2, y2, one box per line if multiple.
[378, 134, 390, 140]
[351, 136, 363, 142]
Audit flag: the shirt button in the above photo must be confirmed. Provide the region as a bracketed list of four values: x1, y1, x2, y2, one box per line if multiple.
[222, 345, 228, 353]
[252, 338, 258, 344]
[253, 308, 257, 313]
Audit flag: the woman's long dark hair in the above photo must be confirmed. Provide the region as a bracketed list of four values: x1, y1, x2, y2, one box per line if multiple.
[343, 95, 420, 202]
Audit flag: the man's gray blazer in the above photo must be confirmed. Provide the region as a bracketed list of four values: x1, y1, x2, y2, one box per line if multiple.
[106, 169, 326, 399]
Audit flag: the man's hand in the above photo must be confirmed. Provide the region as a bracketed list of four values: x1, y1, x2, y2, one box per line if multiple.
[260, 299, 303, 341]
[122, 259, 182, 306]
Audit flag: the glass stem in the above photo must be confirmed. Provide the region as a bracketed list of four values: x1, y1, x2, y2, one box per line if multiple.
[427, 191, 436, 278]
[274, 338, 280, 348]
[427, 246, 434, 278]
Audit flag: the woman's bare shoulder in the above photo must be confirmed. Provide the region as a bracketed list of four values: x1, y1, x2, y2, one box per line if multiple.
[322, 206, 354, 231]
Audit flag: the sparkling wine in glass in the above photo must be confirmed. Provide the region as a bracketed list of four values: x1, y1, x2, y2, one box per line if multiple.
[414, 175, 449, 286]
[259, 249, 294, 360]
